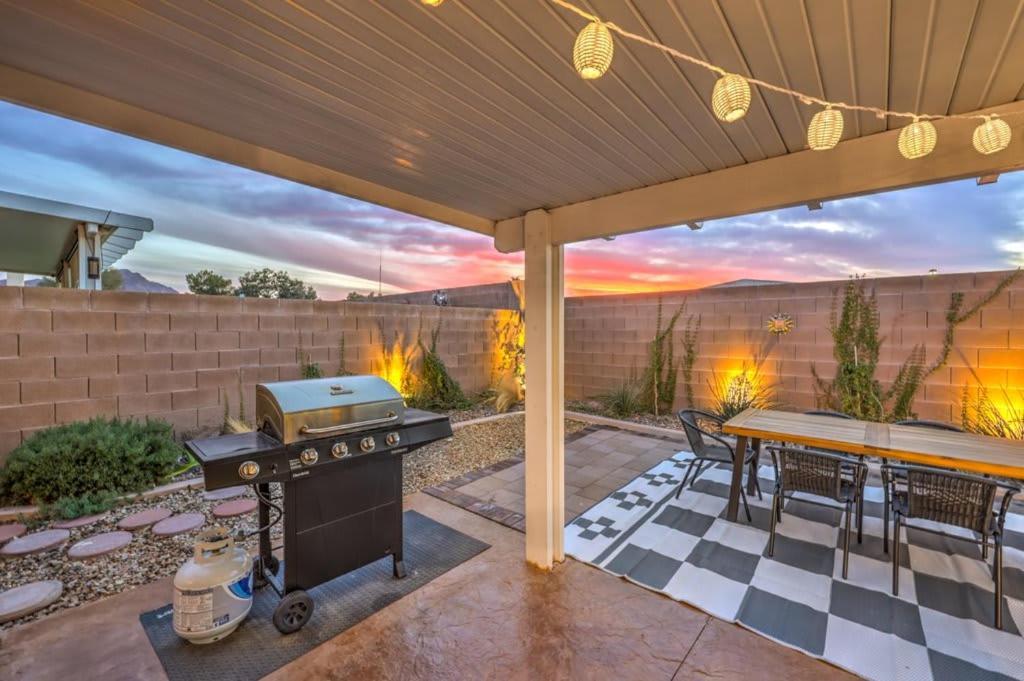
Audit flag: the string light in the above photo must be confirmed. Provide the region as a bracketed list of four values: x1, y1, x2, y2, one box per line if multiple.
[573, 22, 614, 80]
[544, 0, 1018, 158]
[807, 106, 844, 151]
[972, 116, 1012, 155]
[898, 118, 938, 160]
[711, 74, 751, 122]
[420, 0, 445, 6]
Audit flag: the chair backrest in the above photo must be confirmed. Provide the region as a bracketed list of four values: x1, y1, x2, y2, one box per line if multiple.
[894, 419, 964, 433]
[804, 410, 854, 420]
[771, 447, 850, 500]
[904, 467, 997, 534]
[678, 409, 721, 459]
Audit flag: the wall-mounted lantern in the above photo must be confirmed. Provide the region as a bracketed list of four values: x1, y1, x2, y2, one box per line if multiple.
[87, 256, 100, 280]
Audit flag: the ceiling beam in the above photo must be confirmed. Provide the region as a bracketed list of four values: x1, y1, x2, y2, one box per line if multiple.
[495, 101, 1024, 252]
[0, 65, 495, 237]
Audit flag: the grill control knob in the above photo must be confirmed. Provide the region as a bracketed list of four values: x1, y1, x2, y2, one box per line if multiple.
[331, 442, 349, 459]
[300, 448, 319, 466]
[238, 461, 260, 480]
[360, 436, 376, 453]
[385, 432, 401, 447]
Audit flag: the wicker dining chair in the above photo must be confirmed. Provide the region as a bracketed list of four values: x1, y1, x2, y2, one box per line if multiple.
[882, 464, 1019, 629]
[677, 409, 761, 522]
[882, 419, 966, 551]
[768, 446, 867, 579]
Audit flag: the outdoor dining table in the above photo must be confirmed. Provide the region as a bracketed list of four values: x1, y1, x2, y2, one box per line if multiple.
[720, 407, 1024, 523]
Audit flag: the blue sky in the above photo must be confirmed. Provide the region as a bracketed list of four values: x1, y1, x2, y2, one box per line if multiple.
[0, 101, 1021, 298]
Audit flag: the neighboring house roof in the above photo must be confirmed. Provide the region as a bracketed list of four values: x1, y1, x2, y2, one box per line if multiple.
[706, 279, 787, 289]
[0, 190, 153, 276]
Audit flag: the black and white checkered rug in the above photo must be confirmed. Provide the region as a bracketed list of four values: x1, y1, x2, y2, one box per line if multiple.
[566, 450, 1024, 681]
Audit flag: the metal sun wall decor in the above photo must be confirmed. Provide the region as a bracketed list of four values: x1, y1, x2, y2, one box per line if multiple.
[766, 313, 795, 335]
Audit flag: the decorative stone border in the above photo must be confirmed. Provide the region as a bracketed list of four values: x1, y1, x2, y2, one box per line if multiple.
[423, 458, 527, 533]
[0, 477, 205, 523]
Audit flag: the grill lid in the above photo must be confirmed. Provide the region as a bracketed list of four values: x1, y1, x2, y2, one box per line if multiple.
[256, 376, 405, 444]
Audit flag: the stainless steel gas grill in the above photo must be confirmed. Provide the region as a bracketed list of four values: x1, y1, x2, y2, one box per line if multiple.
[185, 376, 452, 634]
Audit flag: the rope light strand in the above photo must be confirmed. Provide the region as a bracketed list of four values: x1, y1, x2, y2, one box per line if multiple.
[541, 0, 1014, 158]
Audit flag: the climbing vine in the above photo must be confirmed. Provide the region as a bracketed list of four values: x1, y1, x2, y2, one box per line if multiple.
[813, 270, 1021, 422]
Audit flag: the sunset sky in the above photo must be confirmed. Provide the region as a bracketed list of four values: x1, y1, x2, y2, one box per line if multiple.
[1, 101, 1022, 299]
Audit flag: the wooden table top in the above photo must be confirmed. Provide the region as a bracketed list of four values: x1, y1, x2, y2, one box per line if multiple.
[722, 408, 1024, 480]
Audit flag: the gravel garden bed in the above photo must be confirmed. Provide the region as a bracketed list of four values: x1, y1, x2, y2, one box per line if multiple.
[0, 413, 583, 630]
[566, 400, 684, 432]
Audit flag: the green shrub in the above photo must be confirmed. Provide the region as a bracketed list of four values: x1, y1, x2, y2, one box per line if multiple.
[408, 322, 470, 411]
[0, 418, 183, 510]
[43, 490, 120, 521]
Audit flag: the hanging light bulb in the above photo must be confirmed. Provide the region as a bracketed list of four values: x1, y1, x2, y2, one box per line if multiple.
[972, 116, 1011, 155]
[573, 22, 613, 80]
[711, 74, 751, 122]
[420, 0, 445, 5]
[897, 117, 937, 159]
[807, 106, 844, 151]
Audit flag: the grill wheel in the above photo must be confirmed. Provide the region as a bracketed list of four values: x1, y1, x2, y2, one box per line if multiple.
[273, 590, 314, 634]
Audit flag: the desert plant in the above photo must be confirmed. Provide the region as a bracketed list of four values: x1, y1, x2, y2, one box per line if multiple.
[221, 379, 252, 434]
[378, 321, 416, 396]
[337, 332, 355, 376]
[490, 278, 526, 411]
[814, 271, 1021, 422]
[0, 418, 183, 512]
[638, 299, 685, 416]
[598, 373, 646, 419]
[708, 365, 779, 421]
[680, 312, 701, 407]
[408, 321, 470, 410]
[961, 386, 1024, 440]
[296, 335, 323, 379]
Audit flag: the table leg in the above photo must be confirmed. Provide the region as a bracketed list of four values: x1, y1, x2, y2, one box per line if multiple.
[726, 435, 748, 522]
[746, 438, 761, 495]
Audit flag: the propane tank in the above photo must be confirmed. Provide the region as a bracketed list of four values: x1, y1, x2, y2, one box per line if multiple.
[173, 526, 253, 644]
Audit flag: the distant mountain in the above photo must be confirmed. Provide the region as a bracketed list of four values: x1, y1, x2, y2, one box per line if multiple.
[115, 269, 179, 294]
[1, 268, 178, 294]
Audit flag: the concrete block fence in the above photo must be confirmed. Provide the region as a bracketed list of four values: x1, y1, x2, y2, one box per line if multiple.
[564, 269, 1024, 424]
[1, 268, 1021, 460]
[0, 287, 506, 461]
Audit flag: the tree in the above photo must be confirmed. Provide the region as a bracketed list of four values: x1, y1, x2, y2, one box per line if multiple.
[35, 277, 59, 288]
[101, 268, 123, 291]
[235, 268, 317, 300]
[186, 269, 233, 296]
[346, 290, 378, 301]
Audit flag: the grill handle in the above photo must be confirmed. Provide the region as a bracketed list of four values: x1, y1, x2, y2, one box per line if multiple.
[299, 412, 398, 436]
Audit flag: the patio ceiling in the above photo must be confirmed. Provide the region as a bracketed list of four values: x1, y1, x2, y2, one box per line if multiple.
[0, 1, 1023, 249]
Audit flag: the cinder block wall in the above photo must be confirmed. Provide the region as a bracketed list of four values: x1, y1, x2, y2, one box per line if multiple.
[0, 288, 502, 460]
[565, 269, 1024, 423]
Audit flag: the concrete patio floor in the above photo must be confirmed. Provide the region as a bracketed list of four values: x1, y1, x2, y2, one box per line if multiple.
[0, 490, 853, 680]
[425, 425, 683, 532]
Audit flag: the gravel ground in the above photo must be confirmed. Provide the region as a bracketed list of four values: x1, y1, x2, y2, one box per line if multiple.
[443, 400, 524, 423]
[566, 400, 684, 432]
[0, 413, 582, 631]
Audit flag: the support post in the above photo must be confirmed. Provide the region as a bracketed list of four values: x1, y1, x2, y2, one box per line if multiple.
[523, 209, 565, 568]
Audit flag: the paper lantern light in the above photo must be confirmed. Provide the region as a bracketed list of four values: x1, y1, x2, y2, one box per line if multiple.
[972, 116, 1011, 155]
[573, 22, 614, 80]
[807, 106, 844, 151]
[711, 74, 751, 122]
[897, 118, 937, 159]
